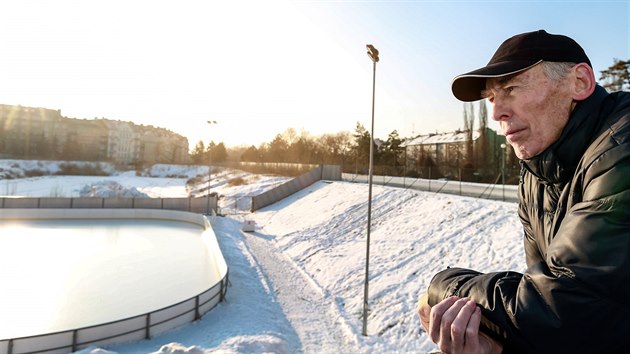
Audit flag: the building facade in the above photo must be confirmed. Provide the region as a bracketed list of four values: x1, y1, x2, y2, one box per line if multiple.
[403, 127, 514, 182]
[0, 105, 64, 159]
[0, 104, 189, 165]
[102, 120, 138, 164]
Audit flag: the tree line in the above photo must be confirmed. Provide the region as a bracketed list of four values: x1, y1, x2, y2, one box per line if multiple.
[187, 58, 629, 183]
[190, 126, 403, 169]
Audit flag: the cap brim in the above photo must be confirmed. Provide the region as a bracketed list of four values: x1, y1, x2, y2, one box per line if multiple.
[451, 60, 542, 101]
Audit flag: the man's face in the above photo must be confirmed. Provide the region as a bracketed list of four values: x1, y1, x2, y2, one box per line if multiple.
[484, 64, 574, 159]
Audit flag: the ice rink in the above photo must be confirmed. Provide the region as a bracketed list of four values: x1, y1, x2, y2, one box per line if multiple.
[0, 216, 222, 340]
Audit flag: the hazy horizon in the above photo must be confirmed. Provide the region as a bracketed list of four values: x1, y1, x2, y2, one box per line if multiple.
[1, 1, 627, 147]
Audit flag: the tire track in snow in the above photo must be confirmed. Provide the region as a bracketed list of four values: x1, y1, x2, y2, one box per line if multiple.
[241, 230, 360, 354]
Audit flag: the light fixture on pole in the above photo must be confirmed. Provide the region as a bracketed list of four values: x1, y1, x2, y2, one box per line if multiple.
[500, 143, 506, 201]
[207, 120, 218, 215]
[362, 43, 379, 337]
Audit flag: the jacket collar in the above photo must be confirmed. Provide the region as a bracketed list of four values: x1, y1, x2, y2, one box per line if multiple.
[521, 85, 609, 184]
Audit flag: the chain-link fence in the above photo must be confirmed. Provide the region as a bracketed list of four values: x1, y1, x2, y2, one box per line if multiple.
[342, 164, 522, 185]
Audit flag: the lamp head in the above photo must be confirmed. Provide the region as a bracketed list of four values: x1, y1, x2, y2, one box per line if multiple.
[366, 44, 379, 63]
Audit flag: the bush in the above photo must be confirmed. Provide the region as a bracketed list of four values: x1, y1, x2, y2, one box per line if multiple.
[186, 174, 205, 187]
[24, 169, 46, 177]
[55, 163, 110, 176]
[227, 177, 246, 186]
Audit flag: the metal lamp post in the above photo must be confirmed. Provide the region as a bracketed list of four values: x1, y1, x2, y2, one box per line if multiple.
[362, 43, 379, 336]
[500, 143, 506, 201]
[207, 120, 218, 215]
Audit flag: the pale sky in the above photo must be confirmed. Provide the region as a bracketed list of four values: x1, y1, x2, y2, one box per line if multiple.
[1, 0, 628, 149]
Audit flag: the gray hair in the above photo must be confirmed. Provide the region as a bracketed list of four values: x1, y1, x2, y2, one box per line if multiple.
[540, 61, 576, 82]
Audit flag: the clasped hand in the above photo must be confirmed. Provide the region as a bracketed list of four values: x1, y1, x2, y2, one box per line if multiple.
[417, 293, 502, 354]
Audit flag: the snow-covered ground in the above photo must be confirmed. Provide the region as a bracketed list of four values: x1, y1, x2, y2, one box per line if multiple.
[0, 160, 290, 212]
[0, 162, 524, 353]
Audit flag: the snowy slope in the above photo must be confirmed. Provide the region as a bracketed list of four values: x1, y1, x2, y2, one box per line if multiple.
[0, 163, 524, 353]
[105, 181, 523, 354]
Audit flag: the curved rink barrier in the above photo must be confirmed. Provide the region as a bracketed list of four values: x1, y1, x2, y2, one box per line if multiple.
[0, 208, 228, 354]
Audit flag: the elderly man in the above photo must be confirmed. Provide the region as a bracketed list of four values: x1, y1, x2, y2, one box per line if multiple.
[417, 30, 630, 354]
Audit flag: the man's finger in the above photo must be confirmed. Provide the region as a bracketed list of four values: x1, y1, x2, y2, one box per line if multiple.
[449, 299, 477, 353]
[437, 297, 469, 350]
[429, 296, 459, 343]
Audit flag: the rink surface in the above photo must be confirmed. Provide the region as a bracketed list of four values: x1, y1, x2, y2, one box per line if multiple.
[0, 218, 218, 339]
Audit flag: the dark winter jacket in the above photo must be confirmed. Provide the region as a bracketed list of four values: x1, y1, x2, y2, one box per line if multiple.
[427, 85, 630, 354]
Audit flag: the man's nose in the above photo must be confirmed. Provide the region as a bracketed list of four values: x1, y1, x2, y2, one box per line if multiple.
[491, 99, 511, 122]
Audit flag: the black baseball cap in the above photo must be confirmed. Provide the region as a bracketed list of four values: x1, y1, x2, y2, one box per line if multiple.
[451, 30, 592, 102]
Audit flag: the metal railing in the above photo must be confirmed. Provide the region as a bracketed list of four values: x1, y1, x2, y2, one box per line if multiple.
[343, 173, 519, 202]
[0, 196, 218, 214]
[1, 271, 229, 354]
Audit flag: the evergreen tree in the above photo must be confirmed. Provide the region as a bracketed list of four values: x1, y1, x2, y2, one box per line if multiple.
[477, 101, 490, 170]
[268, 134, 289, 162]
[352, 122, 372, 169]
[599, 58, 630, 92]
[205, 141, 216, 164]
[382, 130, 404, 169]
[240, 145, 260, 162]
[286, 129, 312, 163]
[212, 142, 228, 163]
[190, 140, 205, 164]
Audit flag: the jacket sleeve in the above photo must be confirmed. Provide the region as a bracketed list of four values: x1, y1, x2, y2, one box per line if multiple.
[428, 145, 630, 354]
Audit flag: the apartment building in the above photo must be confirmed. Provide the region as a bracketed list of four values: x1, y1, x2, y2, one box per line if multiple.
[137, 125, 189, 164]
[0, 104, 64, 158]
[0, 104, 189, 164]
[101, 119, 138, 164]
[403, 127, 510, 180]
[62, 118, 109, 161]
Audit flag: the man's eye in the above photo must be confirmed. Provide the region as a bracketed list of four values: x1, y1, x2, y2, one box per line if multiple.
[505, 86, 515, 94]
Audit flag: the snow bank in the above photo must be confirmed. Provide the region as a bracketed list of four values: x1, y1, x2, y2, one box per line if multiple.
[143, 164, 210, 179]
[0, 159, 116, 179]
[79, 181, 149, 198]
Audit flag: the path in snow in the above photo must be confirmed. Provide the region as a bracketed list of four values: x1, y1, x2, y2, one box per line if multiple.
[242, 229, 360, 353]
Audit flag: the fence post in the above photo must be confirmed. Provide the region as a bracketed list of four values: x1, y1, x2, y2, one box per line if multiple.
[195, 296, 200, 320]
[220, 276, 226, 302]
[145, 313, 151, 339]
[72, 330, 78, 352]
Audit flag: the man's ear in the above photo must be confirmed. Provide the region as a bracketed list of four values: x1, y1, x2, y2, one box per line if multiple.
[572, 63, 596, 101]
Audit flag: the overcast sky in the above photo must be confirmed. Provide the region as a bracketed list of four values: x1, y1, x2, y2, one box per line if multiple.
[1, 0, 628, 148]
